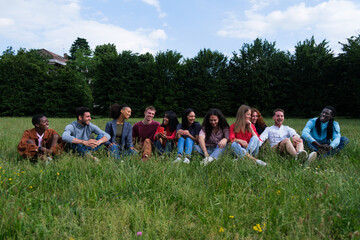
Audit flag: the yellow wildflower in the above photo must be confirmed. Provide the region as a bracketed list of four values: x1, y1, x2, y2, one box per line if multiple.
[57, 172, 60, 176]
[8, 178, 12, 181]
[253, 224, 262, 232]
[276, 190, 281, 195]
[229, 215, 234, 219]
[29, 186, 33, 189]
[219, 227, 224, 233]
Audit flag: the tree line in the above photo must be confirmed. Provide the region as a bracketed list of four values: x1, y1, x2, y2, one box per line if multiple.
[1, 35, 359, 118]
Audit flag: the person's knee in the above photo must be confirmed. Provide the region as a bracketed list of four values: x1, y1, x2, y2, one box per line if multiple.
[281, 138, 291, 145]
[231, 142, 238, 148]
[342, 137, 349, 145]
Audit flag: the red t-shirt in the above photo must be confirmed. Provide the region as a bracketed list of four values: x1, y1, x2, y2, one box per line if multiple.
[132, 121, 160, 143]
[229, 123, 258, 143]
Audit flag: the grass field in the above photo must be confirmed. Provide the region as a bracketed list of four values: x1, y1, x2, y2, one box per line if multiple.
[0, 117, 359, 239]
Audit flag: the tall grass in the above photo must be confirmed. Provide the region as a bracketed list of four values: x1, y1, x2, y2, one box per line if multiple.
[0, 117, 359, 239]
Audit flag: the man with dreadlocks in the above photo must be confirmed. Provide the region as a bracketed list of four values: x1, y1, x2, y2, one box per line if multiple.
[302, 106, 349, 158]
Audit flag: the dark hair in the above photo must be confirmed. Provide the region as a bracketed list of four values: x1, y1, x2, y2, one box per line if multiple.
[32, 114, 46, 126]
[162, 110, 179, 132]
[273, 108, 284, 116]
[75, 107, 90, 120]
[181, 108, 196, 130]
[315, 106, 336, 140]
[110, 103, 130, 120]
[324, 105, 336, 117]
[202, 108, 229, 141]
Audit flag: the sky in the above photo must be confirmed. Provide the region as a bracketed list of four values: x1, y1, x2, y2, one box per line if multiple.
[1, 0, 360, 58]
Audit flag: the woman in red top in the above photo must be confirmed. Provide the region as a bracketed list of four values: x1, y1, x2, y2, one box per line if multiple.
[154, 110, 179, 154]
[230, 105, 267, 166]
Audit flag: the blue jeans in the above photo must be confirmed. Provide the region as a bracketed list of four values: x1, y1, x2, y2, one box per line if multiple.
[193, 145, 227, 159]
[177, 137, 194, 156]
[108, 144, 137, 159]
[231, 136, 260, 158]
[68, 134, 105, 155]
[304, 136, 349, 157]
[154, 140, 174, 155]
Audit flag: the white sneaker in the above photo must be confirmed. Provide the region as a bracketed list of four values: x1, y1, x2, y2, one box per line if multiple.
[255, 159, 267, 166]
[304, 151, 317, 167]
[183, 157, 190, 164]
[174, 156, 182, 163]
[201, 156, 214, 166]
[295, 150, 308, 163]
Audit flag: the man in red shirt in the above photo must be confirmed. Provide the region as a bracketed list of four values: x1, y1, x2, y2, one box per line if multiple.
[132, 106, 160, 161]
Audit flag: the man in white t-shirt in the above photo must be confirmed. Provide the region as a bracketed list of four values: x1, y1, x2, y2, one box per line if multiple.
[260, 109, 316, 164]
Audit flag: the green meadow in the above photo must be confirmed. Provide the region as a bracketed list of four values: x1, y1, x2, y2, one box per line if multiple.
[0, 117, 359, 239]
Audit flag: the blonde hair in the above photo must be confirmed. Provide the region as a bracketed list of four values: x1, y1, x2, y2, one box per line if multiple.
[234, 105, 251, 133]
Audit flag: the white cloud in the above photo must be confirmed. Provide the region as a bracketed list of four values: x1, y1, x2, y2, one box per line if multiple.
[218, 0, 360, 52]
[141, 0, 167, 18]
[0, 0, 167, 54]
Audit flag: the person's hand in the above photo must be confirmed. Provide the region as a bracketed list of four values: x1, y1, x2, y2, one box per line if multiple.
[237, 139, 248, 148]
[318, 144, 331, 153]
[246, 120, 252, 126]
[292, 136, 302, 144]
[182, 130, 190, 136]
[84, 139, 99, 148]
[218, 138, 228, 148]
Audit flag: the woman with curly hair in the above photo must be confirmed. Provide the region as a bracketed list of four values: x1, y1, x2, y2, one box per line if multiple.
[230, 105, 267, 166]
[154, 110, 179, 154]
[251, 108, 267, 135]
[194, 108, 229, 165]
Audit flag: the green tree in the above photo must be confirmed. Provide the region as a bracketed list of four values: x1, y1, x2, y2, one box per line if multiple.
[291, 36, 336, 116]
[0, 49, 50, 116]
[184, 49, 230, 115]
[69, 37, 91, 60]
[337, 34, 360, 116]
[229, 38, 290, 116]
[152, 50, 184, 115]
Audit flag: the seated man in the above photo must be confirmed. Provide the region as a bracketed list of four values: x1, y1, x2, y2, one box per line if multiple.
[62, 107, 110, 160]
[18, 114, 63, 162]
[132, 106, 160, 161]
[260, 109, 316, 164]
[302, 106, 349, 157]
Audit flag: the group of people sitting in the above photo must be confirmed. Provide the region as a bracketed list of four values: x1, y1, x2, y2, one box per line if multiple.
[17, 104, 349, 166]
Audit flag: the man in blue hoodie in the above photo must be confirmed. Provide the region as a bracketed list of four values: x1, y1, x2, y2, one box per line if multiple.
[62, 107, 110, 160]
[302, 106, 349, 158]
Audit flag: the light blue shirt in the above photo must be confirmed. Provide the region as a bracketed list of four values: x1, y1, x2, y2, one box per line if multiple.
[301, 118, 341, 148]
[62, 121, 110, 143]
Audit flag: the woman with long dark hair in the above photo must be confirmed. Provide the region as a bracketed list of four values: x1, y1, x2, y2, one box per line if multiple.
[194, 108, 229, 165]
[105, 103, 136, 159]
[230, 105, 267, 166]
[174, 108, 202, 164]
[154, 110, 179, 154]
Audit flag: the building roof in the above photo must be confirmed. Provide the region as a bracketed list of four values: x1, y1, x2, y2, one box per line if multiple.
[39, 48, 68, 66]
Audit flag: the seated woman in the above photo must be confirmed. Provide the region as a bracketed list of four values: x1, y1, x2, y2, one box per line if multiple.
[18, 114, 64, 162]
[175, 108, 202, 164]
[154, 110, 179, 155]
[251, 108, 267, 135]
[194, 108, 229, 165]
[230, 105, 267, 166]
[105, 104, 136, 159]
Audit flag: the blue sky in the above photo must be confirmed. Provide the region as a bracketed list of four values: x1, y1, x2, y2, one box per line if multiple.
[1, 0, 360, 58]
